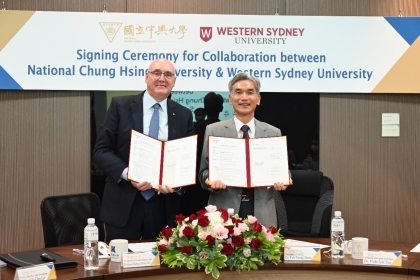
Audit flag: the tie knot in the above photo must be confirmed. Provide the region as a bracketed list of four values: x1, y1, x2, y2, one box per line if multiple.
[152, 103, 160, 110]
[240, 125, 249, 133]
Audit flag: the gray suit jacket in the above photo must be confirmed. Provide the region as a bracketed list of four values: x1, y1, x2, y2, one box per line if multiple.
[198, 118, 281, 227]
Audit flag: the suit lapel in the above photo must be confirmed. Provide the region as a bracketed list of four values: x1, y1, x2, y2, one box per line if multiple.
[254, 119, 267, 138]
[131, 92, 144, 133]
[167, 99, 177, 140]
[224, 118, 238, 138]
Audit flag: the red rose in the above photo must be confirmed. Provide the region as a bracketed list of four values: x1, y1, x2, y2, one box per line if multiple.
[222, 243, 234, 255]
[161, 226, 173, 238]
[219, 208, 229, 222]
[183, 226, 195, 238]
[251, 239, 263, 250]
[197, 215, 210, 227]
[252, 222, 263, 233]
[158, 244, 168, 253]
[181, 245, 193, 254]
[225, 225, 234, 234]
[188, 214, 197, 222]
[232, 236, 244, 247]
[205, 235, 215, 247]
[231, 217, 240, 226]
[196, 209, 207, 216]
[175, 214, 185, 224]
[267, 226, 277, 234]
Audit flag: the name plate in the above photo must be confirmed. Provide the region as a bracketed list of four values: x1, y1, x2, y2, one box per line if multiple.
[363, 250, 402, 266]
[14, 263, 56, 280]
[122, 251, 160, 268]
[284, 246, 321, 261]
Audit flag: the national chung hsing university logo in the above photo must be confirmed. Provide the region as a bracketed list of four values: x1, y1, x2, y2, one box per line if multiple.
[200, 27, 212, 42]
[99, 22, 123, 43]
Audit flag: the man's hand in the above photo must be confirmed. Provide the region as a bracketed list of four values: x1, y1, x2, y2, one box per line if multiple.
[205, 178, 226, 190]
[156, 185, 174, 195]
[131, 180, 153, 191]
[269, 179, 293, 191]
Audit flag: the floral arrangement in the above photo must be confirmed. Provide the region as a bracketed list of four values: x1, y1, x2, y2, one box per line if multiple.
[155, 205, 285, 279]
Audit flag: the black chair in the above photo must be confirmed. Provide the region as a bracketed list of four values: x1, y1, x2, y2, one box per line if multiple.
[274, 170, 334, 238]
[40, 192, 105, 247]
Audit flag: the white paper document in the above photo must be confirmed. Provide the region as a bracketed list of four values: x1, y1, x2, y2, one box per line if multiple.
[285, 239, 330, 249]
[208, 136, 290, 188]
[410, 243, 420, 253]
[128, 242, 156, 253]
[128, 130, 197, 188]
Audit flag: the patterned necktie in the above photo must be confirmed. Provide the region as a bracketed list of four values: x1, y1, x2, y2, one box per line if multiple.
[142, 103, 161, 200]
[241, 125, 250, 139]
[240, 125, 253, 198]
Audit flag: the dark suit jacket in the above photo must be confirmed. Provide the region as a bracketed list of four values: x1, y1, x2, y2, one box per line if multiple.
[93, 92, 195, 228]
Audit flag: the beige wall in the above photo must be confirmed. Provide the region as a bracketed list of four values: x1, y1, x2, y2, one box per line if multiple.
[1, 0, 419, 253]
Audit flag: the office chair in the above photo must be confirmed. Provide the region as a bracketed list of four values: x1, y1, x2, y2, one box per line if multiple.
[274, 170, 334, 238]
[40, 192, 105, 247]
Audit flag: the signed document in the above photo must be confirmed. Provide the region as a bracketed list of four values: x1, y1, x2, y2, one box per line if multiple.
[208, 136, 290, 188]
[128, 130, 197, 188]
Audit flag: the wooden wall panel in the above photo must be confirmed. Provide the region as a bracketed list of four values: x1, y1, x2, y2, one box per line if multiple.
[0, 92, 91, 252]
[320, 94, 420, 242]
[288, 0, 420, 242]
[127, 0, 282, 15]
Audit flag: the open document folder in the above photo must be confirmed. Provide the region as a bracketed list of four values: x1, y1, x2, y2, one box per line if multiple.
[128, 130, 197, 188]
[209, 135, 290, 188]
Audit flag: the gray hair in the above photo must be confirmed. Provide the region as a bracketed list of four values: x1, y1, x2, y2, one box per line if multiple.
[228, 72, 261, 94]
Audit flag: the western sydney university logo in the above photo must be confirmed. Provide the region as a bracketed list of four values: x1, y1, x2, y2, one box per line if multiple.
[200, 27, 212, 42]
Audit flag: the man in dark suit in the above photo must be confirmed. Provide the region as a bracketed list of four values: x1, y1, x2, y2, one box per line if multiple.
[93, 59, 195, 241]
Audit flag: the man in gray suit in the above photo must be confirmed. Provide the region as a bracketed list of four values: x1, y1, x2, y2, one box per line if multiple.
[198, 72, 292, 228]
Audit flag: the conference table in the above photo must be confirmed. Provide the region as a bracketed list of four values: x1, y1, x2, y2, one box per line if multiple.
[1, 238, 420, 280]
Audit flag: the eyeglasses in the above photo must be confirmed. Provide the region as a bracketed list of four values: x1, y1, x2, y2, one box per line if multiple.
[148, 71, 175, 79]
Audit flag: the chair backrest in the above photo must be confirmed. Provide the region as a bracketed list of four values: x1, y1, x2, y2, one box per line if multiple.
[275, 170, 334, 237]
[40, 192, 105, 247]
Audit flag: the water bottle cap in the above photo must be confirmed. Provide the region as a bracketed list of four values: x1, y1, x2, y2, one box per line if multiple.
[334, 211, 341, 217]
[88, 218, 95, 224]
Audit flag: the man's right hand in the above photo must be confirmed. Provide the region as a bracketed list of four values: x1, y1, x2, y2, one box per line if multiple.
[205, 178, 226, 190]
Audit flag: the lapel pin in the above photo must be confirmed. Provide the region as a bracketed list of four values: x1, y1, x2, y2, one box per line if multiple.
[173, 113, 175, 115]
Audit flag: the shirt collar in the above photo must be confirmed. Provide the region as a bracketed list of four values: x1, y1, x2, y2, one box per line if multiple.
[233, 116, 255, 137]
[144, 91, 167, 111]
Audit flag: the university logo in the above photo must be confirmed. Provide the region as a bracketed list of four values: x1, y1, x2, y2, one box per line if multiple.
[111, 246, 116, 253]
[200, 27, 212, 42]
[99, 22, 123, 43]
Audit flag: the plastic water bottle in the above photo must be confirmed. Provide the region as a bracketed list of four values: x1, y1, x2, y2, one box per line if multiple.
[228, 208, 235, 217]
[331, 211, 345, 259]
[84, 218, 99, 270]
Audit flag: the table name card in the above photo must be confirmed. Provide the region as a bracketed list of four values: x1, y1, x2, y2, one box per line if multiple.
[363, 250, 402, 267]
[284, 247, 321, 261]
[14, 263, 56, 280]
[122, 252, 160, 268]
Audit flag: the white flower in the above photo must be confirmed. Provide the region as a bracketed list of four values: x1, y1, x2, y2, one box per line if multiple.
[243, 248, 251, 257]
[284, 240, 292, 249]
[179, 225, 186, 237]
